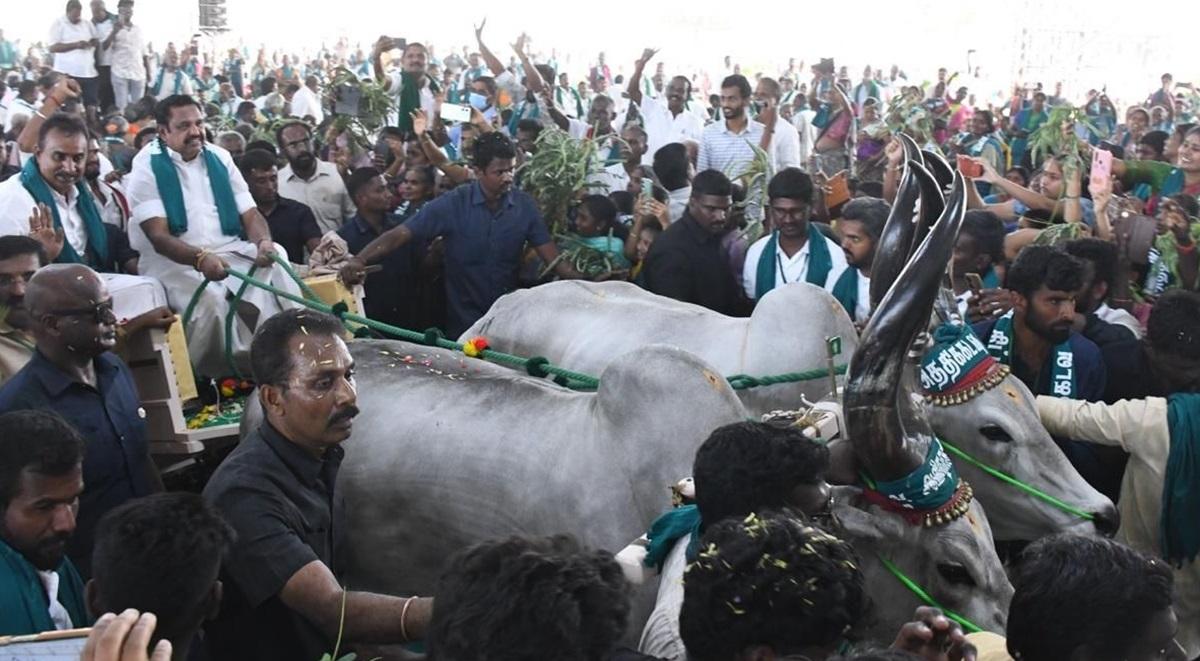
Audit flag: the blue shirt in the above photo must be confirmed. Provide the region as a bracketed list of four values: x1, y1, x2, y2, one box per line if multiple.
[337, 212, 423, 329]
[406, 181, 552, 336]
[0, 351, 155, 577]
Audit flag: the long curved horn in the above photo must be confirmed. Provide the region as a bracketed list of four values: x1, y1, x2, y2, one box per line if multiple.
[869, 159, 922, 309]
[899, 133, 924, 166]
[910, 161, 944, 260]
[921, 149, 955, 191]
[844, 173, 969, 482]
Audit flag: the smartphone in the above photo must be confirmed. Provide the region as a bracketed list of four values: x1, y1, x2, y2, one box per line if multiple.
[334, 84, 362, 117]
[965, 272, 984, 295]
[641, 178, 654, 198]
[391, 37, 407, 51]
[956, 155, 983, 178]
[440, 103, 472, 123]
[1091, 148, 1113, 190]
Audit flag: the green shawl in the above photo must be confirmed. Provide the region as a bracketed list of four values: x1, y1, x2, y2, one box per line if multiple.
[18, 157, 109, 266]
[149, 139, 243, 238]
[0, 540, 89, 635]
[831, 266, 861, 320]
[396, 72, 441, 134]
[754, 224, 834, 300]
[1162, 393, 1200, 566]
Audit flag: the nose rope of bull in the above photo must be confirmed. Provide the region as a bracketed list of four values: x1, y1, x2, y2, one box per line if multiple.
[876, 555, 984, 634]
[940, 438, 1096, 521]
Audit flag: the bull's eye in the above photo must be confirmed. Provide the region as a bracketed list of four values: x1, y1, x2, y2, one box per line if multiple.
[979, 425, 1013, 443]
[937, 563, 977, 588]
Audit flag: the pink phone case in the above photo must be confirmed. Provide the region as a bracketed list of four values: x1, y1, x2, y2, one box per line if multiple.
[1091, 149, 1113, 189]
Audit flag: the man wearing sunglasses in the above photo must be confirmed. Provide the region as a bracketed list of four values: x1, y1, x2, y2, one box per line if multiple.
[0, 263, 161, 580]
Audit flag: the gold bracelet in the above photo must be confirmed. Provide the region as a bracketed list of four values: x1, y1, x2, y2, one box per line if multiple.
[194, 249, 211, 271]
[399, 597, 414, 642]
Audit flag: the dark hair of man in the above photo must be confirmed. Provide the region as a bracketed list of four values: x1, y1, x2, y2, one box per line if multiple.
[693, 421, 830, 528]
[1006, 244, 1084, 300]
[153, 94, 204, 127]
[132, 126, 158, 150]
[1146, 290, 1200, 361]
[91, 493, 234, 642]
[37, 74, 59, 93]
[237, 148, 277, 177]
[766, 167, 814, 203]
[405, 165, 436, 187]
[0, 410, 84, 509]
[472, 75, 497, 98]
[840, 197, 890, 241]
[17, 80, 37, 98]
[620, 123, 649, 142]
[304, 75, 318, 88]
[691, 169, 733, 199]
[580, 194, 617, 229]
[345, 166, 382, 202]
[679, 510, 865, 661]
[640, 218, 664, 235]
[960, 210, 1007, 265]
[1139, 130, 1169, 158]
[721, 74, 752, 99]
[472, 132, 517, 170]
[274, 119, 310, 147]
[37, 112, 88, 149]
[533, 64, 556, 84]
[283, 82, 301, 96]
[1006, 166, 1030, 186]
[671, 75, 693, 97]
[427, 535, 630, 661]
[653, 142, 690, 191]
[259, 76, 276, 95]
[1166, 193, 1199, 218]
[1173, 123, 1196, 142]
[515, 118, 542, 138]
[0, 235, 48, 266]
[609, 190, 633, 216]
[757, 77, 781, 101]
[235, 100, 257, 117]
[249, 309, 345, 387]
[244, 139, 276, 156]
[1064, 238, 1118, 294]
[1007, 534, 1173, 661]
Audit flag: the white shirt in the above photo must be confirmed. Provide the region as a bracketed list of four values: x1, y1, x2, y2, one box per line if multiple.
[1095, 302, 1143, 339]
[698, 117, 769, 175]
[640, 95, 704, 166]
[108, 22, 145, 81]
[854, 270, 872, 321]
[289, 85, 324, 124]
[742, 230, 848, 299]
[384, 70, 436, 126]
[0, 175, 88, 256]
[49, 17, 98, 78]
[3, 98, 37, 133]
[591, 162, 631, 195]
[92, 16, 115, 66]
[792, 110, 814, 164]
[767, 118, 802, 170]
[667, 186, 691, 224]
[150, 68, 193, 100]
[277, 160, 355, 235]
[37, 570, 75, 631]
[126, 141, 255, 251]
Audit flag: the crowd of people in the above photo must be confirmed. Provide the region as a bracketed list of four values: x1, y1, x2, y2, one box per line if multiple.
[0, 1, 1199, 660]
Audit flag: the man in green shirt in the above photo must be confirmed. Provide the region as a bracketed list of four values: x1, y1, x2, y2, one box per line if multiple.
[0, 409, 89, 635]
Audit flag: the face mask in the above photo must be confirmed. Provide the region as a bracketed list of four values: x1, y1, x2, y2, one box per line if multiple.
[469, 93, 489, 110]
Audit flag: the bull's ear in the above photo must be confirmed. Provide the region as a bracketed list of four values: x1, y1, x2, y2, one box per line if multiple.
[831, 486, 909, 543]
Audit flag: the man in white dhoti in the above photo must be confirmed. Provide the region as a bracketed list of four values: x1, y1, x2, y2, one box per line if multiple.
[0, 112, 167, 326]
[125, 95, 300, 377]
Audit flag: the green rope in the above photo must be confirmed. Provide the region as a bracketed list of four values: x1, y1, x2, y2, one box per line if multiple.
[726, 365, 847, 390]
[876, 555, 984, 634]
[222, 265, 258, 378]
[268, 252, 322, 302]
[940, 438, 1095, 521]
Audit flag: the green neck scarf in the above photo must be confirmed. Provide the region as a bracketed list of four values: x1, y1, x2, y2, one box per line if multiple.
[149, 139, 243, 238]
[831, 266, 861, 320]
[396, 72, 440, 134]
[754, 223, 833, 300]
[149, 67, 184, 96]
[19, 157, 109, 266]
[1161, 395, 1200, 566]
[985, 310, 1075, 398]
[642, 504, 701, 571]
[1162, 393, 1200, 566]
[0, 539, 89, 635]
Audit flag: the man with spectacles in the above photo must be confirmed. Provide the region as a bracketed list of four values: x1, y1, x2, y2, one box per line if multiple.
[742, 167, 848, 303]
[0, 263, 162, 579]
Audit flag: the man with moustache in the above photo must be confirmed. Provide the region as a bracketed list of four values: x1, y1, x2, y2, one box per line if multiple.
[626, 49, 703, 166]
[0, 410, 89, 634]
[276, 120, 355, 235]
[0, 237, 46, 383]
[203, 310, 433, 661]
[0, 265, 162, 579]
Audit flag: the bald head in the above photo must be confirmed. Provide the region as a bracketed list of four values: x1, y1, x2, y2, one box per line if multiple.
[26, 264, 105, 317]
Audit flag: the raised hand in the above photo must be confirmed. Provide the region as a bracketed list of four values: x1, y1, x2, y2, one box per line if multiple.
[474, 18, 487, 44]
[28, 203, 64, 261]
[51, 76, 82, 104]
[637, 48, 659, 67]
[411, 109, 428, 136]
[511, 33, 528, 56]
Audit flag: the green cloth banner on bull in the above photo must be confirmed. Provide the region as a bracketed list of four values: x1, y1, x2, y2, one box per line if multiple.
[19, 157, 109, 266]
[643, 504, 701, 571]
[985, 310, 1075, 398]
[754, 224, 835, 300]
[866, 438, 960, 513]
[150, 139, 243, 238]
[1162, 393, 1200, 566]
[920, 323, 1008, 405]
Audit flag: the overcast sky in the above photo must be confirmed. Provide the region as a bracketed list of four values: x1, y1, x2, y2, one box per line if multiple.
[9, 1, 1197, 105]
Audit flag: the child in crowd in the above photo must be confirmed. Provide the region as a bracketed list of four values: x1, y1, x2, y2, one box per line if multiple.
[573, 194, 632, 273]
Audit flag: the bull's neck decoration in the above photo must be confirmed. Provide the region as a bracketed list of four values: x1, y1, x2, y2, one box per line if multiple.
[920, 323, 1011, 406]
[861, 439, 974, 528]
[985, 310, 1076, 398]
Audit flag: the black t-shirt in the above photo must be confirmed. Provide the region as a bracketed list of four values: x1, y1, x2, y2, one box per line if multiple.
[1102, 339, 1168, 403]
[202, 423, 346, 661]
[642, 213, 748, 317]
[264, 196, 322, 264]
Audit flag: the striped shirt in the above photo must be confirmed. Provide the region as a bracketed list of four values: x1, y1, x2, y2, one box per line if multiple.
[697, 117, 768, 175]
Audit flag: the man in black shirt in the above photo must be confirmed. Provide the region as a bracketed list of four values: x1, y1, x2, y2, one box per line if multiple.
[1103, 290, 1200, 403]
[1064, 238, 1138, 349]
[642, 169, 748, 316]
[239, 148, 321, 265]
[203, 309, 432, 661]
